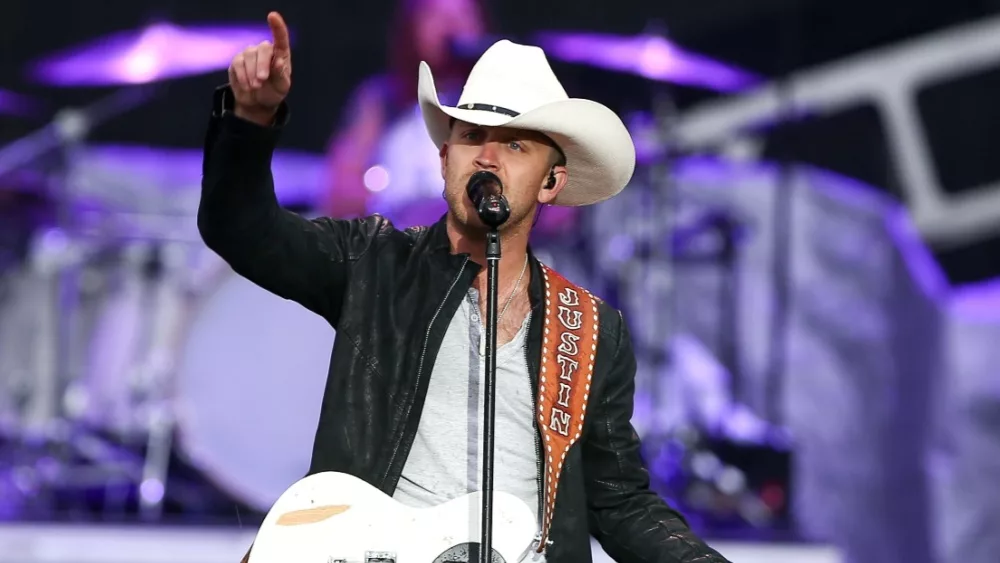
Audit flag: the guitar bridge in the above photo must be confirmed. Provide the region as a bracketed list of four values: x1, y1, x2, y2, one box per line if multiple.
[365, 551, 396, 562]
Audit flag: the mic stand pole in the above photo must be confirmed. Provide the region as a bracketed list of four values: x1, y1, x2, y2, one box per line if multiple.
[477, 195, 511, 563]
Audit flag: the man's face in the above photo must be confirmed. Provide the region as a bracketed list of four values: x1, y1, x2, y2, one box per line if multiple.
[440, 120, 566, 232]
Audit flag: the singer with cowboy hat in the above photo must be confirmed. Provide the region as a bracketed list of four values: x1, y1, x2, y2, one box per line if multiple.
[200, 11, 729, 563]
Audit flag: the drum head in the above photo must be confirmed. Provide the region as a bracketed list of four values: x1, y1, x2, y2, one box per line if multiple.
[174, 267, 334, 512]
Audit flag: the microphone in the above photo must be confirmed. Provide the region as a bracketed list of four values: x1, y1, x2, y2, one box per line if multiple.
[466, 170, 511, 228]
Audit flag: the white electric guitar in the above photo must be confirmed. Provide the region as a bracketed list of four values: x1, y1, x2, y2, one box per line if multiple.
[246, 471, 542, 563]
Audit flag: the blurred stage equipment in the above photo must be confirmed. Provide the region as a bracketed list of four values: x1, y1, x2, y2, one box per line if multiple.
[0, 84, 164, 522]
[936, 283, 1000, 563]
[67, 145, 331, 515]
[0, 20, 282, 521]
[668, 13, 1000, 248]
[631, 158, 941, 563]
[0, 142, 329, 518]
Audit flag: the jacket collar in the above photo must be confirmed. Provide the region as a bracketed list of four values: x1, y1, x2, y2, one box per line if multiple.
[425, 214, 545, 311]
[426, 214, 453, 252]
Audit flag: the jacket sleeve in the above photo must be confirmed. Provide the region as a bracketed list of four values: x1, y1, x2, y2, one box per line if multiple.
[584, 315, 730, 563]
[198, 86, 389, 326]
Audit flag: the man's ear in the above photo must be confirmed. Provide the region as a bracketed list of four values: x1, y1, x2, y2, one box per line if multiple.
[538, 165, 568, 205]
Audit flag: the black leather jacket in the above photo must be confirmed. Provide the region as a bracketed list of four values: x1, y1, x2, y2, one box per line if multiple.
[198, 87, 729, 563]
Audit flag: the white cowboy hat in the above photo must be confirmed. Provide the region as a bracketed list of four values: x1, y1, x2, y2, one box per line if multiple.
[417, 39, 636, 207]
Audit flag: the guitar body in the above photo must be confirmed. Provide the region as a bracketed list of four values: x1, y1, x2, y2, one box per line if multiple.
[248, 472, 541, 563]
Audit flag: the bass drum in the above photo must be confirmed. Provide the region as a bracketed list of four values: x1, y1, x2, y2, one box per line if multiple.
[173, 249, 335, 512]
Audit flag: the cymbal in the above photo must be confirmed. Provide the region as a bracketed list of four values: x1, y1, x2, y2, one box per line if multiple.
[535, 32, 760, 92]
[28, 22, 276, 86]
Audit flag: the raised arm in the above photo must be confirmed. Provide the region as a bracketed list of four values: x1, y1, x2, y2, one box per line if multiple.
[198, 12, 386, 325]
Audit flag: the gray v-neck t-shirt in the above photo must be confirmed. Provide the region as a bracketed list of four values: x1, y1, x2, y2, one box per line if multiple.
[393, 287, 541, 529]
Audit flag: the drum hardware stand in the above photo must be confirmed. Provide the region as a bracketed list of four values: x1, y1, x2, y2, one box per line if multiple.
[69, 237, 188, 521]
[762, 5, 804, 429]
[634, 21, 686, 446]
[0, 85, 162, 519]
[641, 15, 800, 528]
[668, 212, 745, 403]
[625, 25, 767, 523]
[132, 241, 187, 521]
[467, 171, 512, 563]
[644, 107, 748, 426]
[0, 86, 159, 178]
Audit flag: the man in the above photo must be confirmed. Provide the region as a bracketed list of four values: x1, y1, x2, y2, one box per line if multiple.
[200, 11, 728, 563]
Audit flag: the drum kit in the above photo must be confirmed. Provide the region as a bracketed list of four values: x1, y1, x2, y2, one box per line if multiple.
[0, 18, 788, 530]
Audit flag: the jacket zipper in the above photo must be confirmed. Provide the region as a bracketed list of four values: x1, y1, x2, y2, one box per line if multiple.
[522, 311, 544, 532]
[382, 257, 469, 488]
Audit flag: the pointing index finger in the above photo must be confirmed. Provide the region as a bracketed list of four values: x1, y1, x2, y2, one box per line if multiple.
[267, 12, 291, 53]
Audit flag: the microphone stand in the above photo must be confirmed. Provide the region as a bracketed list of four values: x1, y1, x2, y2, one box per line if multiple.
[476, 193, 511, 563]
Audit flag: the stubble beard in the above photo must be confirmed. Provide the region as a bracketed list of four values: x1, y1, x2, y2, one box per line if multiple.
[443, 180, 536, 239]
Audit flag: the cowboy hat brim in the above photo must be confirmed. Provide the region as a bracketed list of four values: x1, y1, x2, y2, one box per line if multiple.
[417, 61, 636, 207]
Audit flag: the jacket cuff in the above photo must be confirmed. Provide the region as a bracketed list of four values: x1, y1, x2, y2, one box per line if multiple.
[211, 84, 290, 136]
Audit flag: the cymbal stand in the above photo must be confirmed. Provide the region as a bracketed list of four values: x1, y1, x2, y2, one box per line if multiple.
[0, 86, 158, 178]
[632, 28, 757, 512]
[134, 240, 189, 521]
[0, 85, 160, 519]
[639, 66, 682, 446]
[762, 5, 804, 428]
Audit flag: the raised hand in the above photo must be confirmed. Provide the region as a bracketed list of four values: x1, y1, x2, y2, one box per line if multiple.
[228, 11, 292, 125]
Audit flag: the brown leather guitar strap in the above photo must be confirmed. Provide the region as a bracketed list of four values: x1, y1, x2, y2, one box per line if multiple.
[534, 264, 600, 551]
